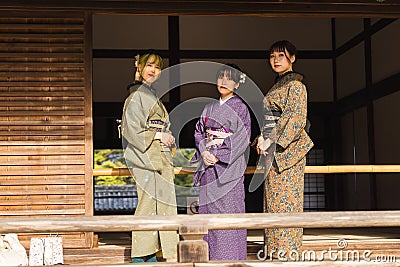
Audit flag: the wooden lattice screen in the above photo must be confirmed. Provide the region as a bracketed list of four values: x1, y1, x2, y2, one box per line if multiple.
[0, 11, 93, 248]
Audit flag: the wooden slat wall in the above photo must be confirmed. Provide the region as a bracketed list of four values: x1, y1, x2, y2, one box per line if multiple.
[0, 11, 93, 248]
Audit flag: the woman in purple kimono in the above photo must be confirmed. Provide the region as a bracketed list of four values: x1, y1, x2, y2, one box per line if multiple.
[191, 64, 251, 260]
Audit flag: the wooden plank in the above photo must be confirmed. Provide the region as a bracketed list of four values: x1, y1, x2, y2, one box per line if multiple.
[1, 211, 400, 233]
[0, 125, 84, 130]
[0, 81, 85, 86]
[0, 72, 84, 78]
[93, 165, 400, 176]
[0, 199, 85, 205]
[1, 0, 400, 17]
[0, 100, 84, 107]
[0, 120, 84, 126]
[61, 262, 192, 266]
[195, 262, 399, 266]
[306, 165, 400, 173]
[19, 233, 85, 241]
[0, 33, 84, 38]
[0, 146, 85, 155]
[0, 154, 83, 160]
[0, 85, 85, 90]
[83, 10, 94, 249]
[0, 140, 84, 145]
[0, 129, 84, 135]
[0, 47, 84, 53]
[0, 62, 84, 67]
[0, 203, 85, 210]
[0, 69, 84, 74]
[0, 184, 85, 190]
[0, 205, 85, 212]
[0, 189, 85, 196]
[20, 236, 88, 249]
[4, 115, 84, 121]
[0, 195, 85, 201]
[0, 52, 83, 58]
[1, 78, 84, 83]
[0, 16, 84, 23]
[0, 130, 85, 136]
[0, 169, 85, 176]
[0, 177, 85, 185]
[0, 136, 86, 142]
[0, 38, 83, 44]
[0, 110, 84, 116]
[0, 91, 84, 97]
[0, 209, 85, 216]
[0, 23, 84, 29]
[0, 42, 84, 48]
[0, 159, 84, 165]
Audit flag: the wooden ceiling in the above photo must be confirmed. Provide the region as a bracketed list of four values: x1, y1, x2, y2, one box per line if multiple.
[1, 0, 400, 17]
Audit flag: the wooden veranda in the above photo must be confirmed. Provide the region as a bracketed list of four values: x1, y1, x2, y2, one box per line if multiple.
[1, 0, 400, 266]
[1, 211, 400, 265]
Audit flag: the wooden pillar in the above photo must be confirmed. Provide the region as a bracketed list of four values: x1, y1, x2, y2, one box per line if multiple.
[178, 224, 208, 263]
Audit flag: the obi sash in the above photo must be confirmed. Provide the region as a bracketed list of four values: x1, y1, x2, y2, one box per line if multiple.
[147, 119, 167, 132]
[205, 127, 232, 150]
[262, 109, 281, 138]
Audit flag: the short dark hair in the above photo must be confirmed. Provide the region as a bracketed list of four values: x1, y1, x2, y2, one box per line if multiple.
[269, 40, 297, 61]
[216, 63, 242, 83]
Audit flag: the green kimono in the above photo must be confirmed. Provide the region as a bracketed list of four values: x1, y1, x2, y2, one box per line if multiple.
[121, 83, 178, 259]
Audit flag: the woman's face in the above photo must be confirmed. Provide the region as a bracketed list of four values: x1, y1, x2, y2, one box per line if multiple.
[139, 56, 161, 85]
[269, 49, 294, 75]
[217, 71, 239, 99]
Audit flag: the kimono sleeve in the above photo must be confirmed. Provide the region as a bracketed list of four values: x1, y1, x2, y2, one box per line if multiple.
[273, 81, 307, 149]
[191, 107, 208, 163]
[121, 91, 157, 153]
[214, 104, 251, 165]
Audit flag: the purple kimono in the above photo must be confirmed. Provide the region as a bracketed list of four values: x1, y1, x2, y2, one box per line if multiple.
[191, 95, 251, 260]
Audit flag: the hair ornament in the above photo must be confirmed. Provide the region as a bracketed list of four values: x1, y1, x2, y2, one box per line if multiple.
[134, 54, 141, 81]
[240, 73, 246, 84]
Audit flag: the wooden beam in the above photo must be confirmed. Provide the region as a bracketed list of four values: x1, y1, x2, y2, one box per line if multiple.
[2, 210, 400, 233]
[93, 49, 332, 59]
[92, 165, 400, 176]
[363, 18, 378, 210]
[1, 1, 400, 17]
[336, 73, 400, 115]
[57, 262, 400, 267]
[195, 262, 400, 267]
[335, 19, 397, 57]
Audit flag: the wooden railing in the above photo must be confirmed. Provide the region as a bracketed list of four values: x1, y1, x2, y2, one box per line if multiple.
[84, 166, 400, 265]
[93, 165, 400, 176]
[2, 211, 400, 266]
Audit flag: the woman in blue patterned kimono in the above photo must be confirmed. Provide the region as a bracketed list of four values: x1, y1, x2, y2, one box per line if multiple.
[256, 40, 314, 259]
[191, 64, 251, 260]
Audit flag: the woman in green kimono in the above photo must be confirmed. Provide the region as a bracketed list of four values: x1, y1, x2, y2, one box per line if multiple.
[121, 52, 178, 262]
[256, 40, 313, 260]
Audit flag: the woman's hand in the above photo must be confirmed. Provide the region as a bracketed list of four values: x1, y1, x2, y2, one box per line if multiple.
[201, 151, 218, 166]
[155, 132, 175, 147]
[256, 136, 272, 155]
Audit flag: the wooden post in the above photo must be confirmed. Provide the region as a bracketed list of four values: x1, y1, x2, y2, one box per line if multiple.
[178, 224, 208, 263]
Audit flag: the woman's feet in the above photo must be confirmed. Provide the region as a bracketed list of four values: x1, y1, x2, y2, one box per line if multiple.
[145, 254, 157, 262]
[131, 257, 144, 263]
[132, 253, 157, 263]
